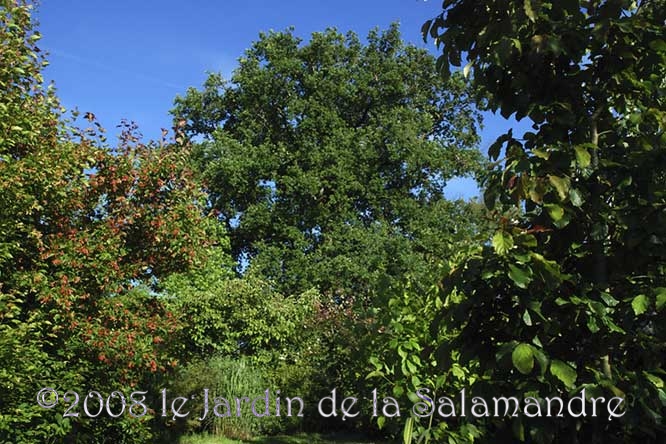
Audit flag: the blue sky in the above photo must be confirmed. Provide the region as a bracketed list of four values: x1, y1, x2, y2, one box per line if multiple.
[36, 0, 530, 199]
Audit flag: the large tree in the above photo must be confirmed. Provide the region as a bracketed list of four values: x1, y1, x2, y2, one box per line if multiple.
[172, 24, 488, 300]
[392, 0, 666, 442]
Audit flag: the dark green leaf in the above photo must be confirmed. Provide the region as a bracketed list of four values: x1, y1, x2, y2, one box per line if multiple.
[509, 264, 532, 289]
[569, 188, 583, 207]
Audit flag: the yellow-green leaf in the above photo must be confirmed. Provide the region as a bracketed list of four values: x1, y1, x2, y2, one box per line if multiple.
[524, 0, 537, 22]
[550, 359, 577, 388]
[569, 188, 583, 207]
[574, 145, 591, 168]
[548, 175, 570, 200]
[544, 203, 564, 221]
[632, 294, 649, 315]
[522, 309, 533, 326]
[655, 288, 666, 311]
[512, 343, 534, 375]
[644, 372, 664, 389]
[492, 231, 514, 255]
[403, 417, 414, 444]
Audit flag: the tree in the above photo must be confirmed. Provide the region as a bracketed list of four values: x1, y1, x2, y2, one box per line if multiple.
[397, 0, 666, 442]
[0, 2, 228, 441]
[172, 23, 487, 301]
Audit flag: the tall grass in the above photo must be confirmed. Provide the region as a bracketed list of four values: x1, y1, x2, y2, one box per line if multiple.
[172, 356, 277, 440]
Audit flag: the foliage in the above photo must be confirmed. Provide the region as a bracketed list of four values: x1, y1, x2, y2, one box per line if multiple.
[162, 260, 319, 366]
[391, 0, 666, 442]
[162, 258, 357, 434]
[172, 23, 487, 301]
[0, 1, 228, 441]
[365, 257, 487, 442]
[169, 356, 274, 440]
[178, 431, 385, 444]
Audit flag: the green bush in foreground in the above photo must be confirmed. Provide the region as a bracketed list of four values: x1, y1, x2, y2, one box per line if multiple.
[374, 1, 666, 442]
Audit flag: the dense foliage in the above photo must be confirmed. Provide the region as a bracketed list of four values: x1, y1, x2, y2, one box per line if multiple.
[1, 2, 229, 441]
[3, 1, 663, 443]
[371, 0, 666, 443]
[172, 24, 488, 301]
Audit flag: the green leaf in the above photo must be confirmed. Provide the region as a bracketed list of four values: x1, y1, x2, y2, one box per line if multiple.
[421, 20, 432, 43]
[552, 210, 571, 228]
[600, 292, 619, 307]
[659, 389, 666, 407]
[574, 145, 591, 168]
[509, 264, 532, 289]
[496, 341, 518, 364]
[645, 372, 664, 389]
[533, 148, 550, 159]
[555, 297, 569, 306]
[550, 359, 577, 388]
[463, 60, 473, 79]
[522, 309, 533, 326]
[403, 417, 414, 444]
[544, 203, 564, 221]
[524, 0, 537, 22]
[436, 54, 451, 80]
[569, 188, 583, 207]
[655, 288, 666, 311]
[649, 39, 666, 53]
[511, 38, 523, 55]
[600, 381, 625, 398]
[366, 370, 385, 379]
[591, 222, 608, 241]
[492, 231, 514, 255]
[631, 294, 649, 315]
[488, 140, 503, 161]
[489, 132, 511, 160]
[533, 348, 549, 375]
[512, 343, 534, 375]
[548, 175, 570, 200]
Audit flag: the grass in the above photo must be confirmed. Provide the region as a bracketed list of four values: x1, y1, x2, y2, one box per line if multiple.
[179, 432, 389, 444]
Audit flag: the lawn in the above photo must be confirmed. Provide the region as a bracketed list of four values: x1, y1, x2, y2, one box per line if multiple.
[179, 432, 389, 444]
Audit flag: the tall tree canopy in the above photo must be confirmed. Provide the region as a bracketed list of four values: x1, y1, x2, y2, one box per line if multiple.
[396, 0, 666, 442]
[172, 24, 488, 299]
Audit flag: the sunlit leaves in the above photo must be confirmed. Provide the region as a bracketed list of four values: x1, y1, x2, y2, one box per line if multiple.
[422, 0, 666, 441]
[574, 145, 592, 168]
[523, 0, 538, 22]
[492, 230, 513, 255]
[173, 24, 486, 300]
[549, 360, 577, 389]
[547, 175, 570, 201]
[512, 343, 535, 375]
[1, 3, 228, 440]
[656, 288, 666, 312]
[631, 294, 649, 316]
